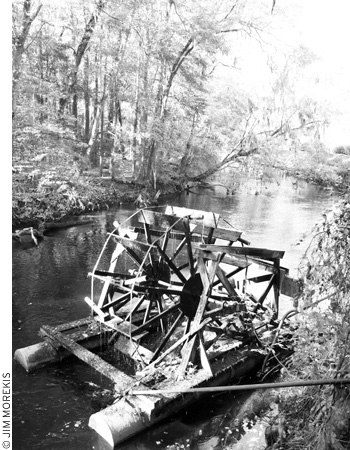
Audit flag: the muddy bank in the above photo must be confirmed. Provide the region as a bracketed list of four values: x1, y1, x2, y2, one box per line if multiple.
[12, 177, 182, 231]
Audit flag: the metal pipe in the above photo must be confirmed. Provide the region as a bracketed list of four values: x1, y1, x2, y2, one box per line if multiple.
[129, 378, 350, 396]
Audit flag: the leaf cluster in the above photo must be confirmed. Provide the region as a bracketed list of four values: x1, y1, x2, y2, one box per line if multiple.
[281, 200, 350, 449]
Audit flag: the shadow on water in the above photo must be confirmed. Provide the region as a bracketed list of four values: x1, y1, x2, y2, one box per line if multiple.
[13, 174, 339, 449]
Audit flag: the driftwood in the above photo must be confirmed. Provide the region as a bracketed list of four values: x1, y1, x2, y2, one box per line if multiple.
[12, 218, 96, 245]
[12, 227, 44, 245]
[42, 218, 95, 232]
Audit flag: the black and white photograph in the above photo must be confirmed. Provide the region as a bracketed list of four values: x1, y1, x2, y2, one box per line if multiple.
[10, 1, 350, 449]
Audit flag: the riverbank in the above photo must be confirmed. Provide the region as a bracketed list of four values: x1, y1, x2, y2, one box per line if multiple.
[12, 172, 182, 231]
[12, 123, 350, 230]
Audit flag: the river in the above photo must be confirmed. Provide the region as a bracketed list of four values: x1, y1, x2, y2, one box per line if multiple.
[12, 174, 340, 450]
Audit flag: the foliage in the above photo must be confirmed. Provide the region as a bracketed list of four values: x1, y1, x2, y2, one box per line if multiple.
[12, 0, 342, 189]
[12, 124, 125, 227]
[12, 0, 350, 228]
[280, 200, 350, 449]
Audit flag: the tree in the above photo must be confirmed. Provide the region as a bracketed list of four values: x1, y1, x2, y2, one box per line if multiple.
[58, 0, 107, 117]
[12, 0, 42, 119]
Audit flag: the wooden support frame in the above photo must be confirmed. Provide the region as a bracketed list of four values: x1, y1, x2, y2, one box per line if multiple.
[86, 206, 287, 379]
[40, 325, 134, 387]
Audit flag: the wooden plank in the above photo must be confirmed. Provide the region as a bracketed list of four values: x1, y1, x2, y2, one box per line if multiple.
[272, 258, 281, 315]
[137, 210, 187, 233]
[195, 249, 250, 268]
[97, 226, 135, 308]
[198, 334, 213, 376]
[165, 206, 220, 228]
[281, 275, 302, 297]
[40, 325, 134, 387]
[178, 257, 219, 377]
[130, 225, 242, 244]
[111, 236, 156, 279]
[52, 317, 94, 332]
[198, 244, 285, 260]
[145, 317, 212, 370]
[151, 311, 184, 362]
[252, 274, 276, 312]
[245, 274, 273, 283]
[212, 267, 245, 288]
[210, 227, 242, 242]
[183, 217, 196, 277]
[104, 317, 149, 341]
[84, 297, 108, 320]
[215, 265, 241, 300]
[113, 235, 159, 256]
[131, 302, 180, 336]
[154, 243, 187, 283]
[101, 292, 131, 312]
[114, 335, 154, 365]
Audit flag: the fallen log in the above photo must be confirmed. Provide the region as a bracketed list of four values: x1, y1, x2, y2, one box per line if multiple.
[12, 219, 96, 245]
[42, 218, 95, 232]
[12, 227, 44, 245]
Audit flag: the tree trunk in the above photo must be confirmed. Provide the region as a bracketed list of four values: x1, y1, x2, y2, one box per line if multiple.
[99, 100, 104, 177]
[132, 42, 142, 178]
[86, 103, 102, 164]
[58, 0, 107, 116]
[180, 108, 198, 174]
[84, 56, 90, 142]
[188, 146, 258, 183]
[138, 36, 195, 186]
[12, 0, 42, 120]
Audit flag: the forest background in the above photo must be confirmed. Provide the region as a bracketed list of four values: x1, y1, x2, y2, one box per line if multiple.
[11, 0, 350, 228]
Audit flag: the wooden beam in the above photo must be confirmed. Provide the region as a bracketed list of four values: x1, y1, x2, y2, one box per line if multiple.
[102, 317, 149, 341]
[154, 243, 187, 283]
[85, 296, 108, 320]
[113, 235, 158, 256]
[114, 335, 154, 366]
[97, 227, 137, 308]
[131, 225, 242, 244]
[215, 265, 241, 300]
[144, 317, 212, 371]
[131, 302, 180, 336]
[252, 274, 276, 312]
[138, 210, 187, 233]
[165, 205, 220, 228]
[178, 257, 219, 377]
[50, 317, 94, 332]
[40, 325, 135, 387]
[183, 217, 196, 277]
[198, 244, 284, 260]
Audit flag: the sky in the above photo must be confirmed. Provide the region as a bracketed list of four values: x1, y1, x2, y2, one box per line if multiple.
[228, 0, 350, 147]
[298, 0, 350, 145]
[299, 0, 350, 64]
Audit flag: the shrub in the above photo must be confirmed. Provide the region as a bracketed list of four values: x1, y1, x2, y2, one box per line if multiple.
[284, 200, 350, 449]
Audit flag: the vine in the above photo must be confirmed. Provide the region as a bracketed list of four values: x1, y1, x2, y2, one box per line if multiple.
[280, 198, 350, 450]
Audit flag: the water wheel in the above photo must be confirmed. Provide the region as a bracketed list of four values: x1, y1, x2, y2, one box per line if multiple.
[87, 206, 285, 378]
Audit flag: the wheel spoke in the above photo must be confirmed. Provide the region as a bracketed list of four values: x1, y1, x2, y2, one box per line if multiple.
[131, 302, 180, 336]
[151, 311, 184, 362]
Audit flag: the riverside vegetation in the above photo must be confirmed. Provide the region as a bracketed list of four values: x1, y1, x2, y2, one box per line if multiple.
[12, 0, 350, 229]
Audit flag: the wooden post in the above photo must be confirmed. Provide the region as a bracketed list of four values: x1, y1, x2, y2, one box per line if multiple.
[177, 254, 219, 378]
[273, 258, 281, 317]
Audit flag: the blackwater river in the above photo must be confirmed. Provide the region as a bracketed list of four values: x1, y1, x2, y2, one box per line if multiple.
[12, 175, 340, 450]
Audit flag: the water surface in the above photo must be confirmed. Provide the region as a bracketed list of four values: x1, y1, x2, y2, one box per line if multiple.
[12, 175, 339, 449]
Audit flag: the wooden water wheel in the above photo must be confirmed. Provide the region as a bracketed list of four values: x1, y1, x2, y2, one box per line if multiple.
[86, 206, 285, 378]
